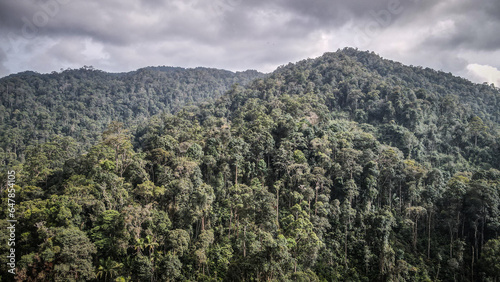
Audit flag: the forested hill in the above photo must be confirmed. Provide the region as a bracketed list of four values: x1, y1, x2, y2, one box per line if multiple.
[222, 48, 499, 170]
[0, 66, 264, 162]
[1, 48, 500, 281]
[274, 49, 499, 123]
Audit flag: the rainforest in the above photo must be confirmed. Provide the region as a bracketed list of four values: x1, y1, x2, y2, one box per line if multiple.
[1, 48, 499, 281]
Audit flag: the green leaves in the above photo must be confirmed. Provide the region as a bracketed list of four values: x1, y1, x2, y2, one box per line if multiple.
[91, 210, 125, 257]
[133, 181, 165, 203]
[166, 230, 187, 254]
[96, 257, 123, 282]
[52, 227, 97, 281]
[480, 237, 500, 280]
[283, 204, 322, 270]
[468, 116, 488, 146]
[5, 48, 500, 281]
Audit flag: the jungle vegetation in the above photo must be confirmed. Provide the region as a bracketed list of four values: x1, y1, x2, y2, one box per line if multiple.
[1, 48, 499, 281]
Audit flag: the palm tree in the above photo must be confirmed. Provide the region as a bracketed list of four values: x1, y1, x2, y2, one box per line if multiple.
[96, 257, 123, 281]
[144, 235, 159, 257]
[134, 237, 145, 255]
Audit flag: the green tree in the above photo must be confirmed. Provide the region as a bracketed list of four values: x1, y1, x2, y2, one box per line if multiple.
[52, 227, 97, 281]
[468, 116, 488, 147]
[102, 121, 135, 177]
[480, 237, 500, 281]
[96, 257, 123, 282]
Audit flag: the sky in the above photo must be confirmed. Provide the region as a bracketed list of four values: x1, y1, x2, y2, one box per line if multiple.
[1, 0, 500, 86]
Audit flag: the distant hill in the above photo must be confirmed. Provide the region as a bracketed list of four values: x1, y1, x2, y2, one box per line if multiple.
[0, 66, 265, 162]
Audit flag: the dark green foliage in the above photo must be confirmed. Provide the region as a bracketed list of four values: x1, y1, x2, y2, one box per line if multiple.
[0, 66, 264, 164]
[480, 237, 500, 281]
[1, 48, 500, 281]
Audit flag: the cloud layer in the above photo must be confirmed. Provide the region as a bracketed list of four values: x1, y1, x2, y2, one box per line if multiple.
[1, 0, 499, 85]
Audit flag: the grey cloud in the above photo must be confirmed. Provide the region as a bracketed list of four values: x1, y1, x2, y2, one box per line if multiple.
[0, 0, 499, 82]
[278, 0, 389, 22]
[0, 0, 431, 48]
[0, 1, 41, 29]
[0, 49, 8, 77]
[412, 0, 500, 52]
[422, 18, 500, 52]
[45, 38, 86, 64]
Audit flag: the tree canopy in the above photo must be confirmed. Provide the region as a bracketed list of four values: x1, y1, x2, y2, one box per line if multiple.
[1, 48, 499, 281]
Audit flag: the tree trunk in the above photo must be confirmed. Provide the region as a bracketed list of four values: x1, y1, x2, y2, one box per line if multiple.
[413, 217, 418, 251]
[308, 199, 311, 216]
[481, 214, 485, 258]
[471, 246, 474, 282]
[389, 180, 392, 210]
[228, 208, 233, 237]
[474, 220, 478, 262]
[449, 224, 453, 257]
[345, 224, 348, 268]
[276, 189, 279, 228]
[235, 164, 238, 186]
[315, 183, 319, 215]
[428, 211, 431, 259]
[243, 224, 246, 257]
[461, 216, 465, 238]
[399, 182, 402, 214]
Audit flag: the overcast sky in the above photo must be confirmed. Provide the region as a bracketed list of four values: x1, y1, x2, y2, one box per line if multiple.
[1, 0, 500, 85]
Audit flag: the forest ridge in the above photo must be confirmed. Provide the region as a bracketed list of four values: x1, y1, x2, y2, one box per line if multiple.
[0, 66, 264, 160]
[0, 48, 499, 281]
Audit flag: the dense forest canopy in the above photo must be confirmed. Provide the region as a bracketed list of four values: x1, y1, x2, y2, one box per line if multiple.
[0, 66, 264, 163]
[1, 48, 500, 281]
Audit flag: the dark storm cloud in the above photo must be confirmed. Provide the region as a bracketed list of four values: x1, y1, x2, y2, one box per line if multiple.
[0, 0, 428, 48]
[0, 0, 499, 84]
[420, 3, 500, 52]
[277, 0, 396, 24]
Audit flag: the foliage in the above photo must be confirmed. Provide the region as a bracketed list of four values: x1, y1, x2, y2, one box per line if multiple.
[1, 48, 499, 281]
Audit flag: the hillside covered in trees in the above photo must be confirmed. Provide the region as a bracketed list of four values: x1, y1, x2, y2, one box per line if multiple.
[1, 48, 500, 281]
[0, 66, 264, 163]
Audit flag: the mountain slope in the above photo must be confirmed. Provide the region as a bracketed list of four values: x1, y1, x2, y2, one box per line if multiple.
[338, 48, 499, 122]
[213, 48, 499, 170]
[0, 66, 265, 163]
